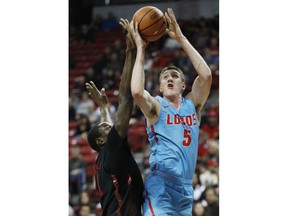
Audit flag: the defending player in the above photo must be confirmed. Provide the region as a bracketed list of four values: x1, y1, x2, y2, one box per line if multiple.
[86, 18, 144, 215]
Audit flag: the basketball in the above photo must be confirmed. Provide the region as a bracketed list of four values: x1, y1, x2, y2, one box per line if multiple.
[132, 6, 167, 42]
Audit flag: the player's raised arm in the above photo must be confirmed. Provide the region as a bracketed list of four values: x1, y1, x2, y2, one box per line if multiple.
[165, 8, 212, 120]
[113, 18, 136, 138]
[85, 81, 113, 124]
[129, 21, 160, 124]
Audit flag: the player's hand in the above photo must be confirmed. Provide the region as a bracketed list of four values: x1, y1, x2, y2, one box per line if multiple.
[85, 81, 109, 108]
[129, 21, 148, 49]
[119, 18, 135, 49]
[165, 8, 185, 41]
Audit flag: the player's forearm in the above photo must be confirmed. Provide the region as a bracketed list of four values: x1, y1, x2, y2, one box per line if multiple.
[114, 48, 135, 134]
[100, 106, 113, 124]
[114, 48, 136, 138]
[118, 48, 136, 97]
[178, 37, 211, 81]
[131, 47, 145, 98]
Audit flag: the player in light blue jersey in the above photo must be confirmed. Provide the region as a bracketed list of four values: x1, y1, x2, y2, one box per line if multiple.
[129, 7, 212, 216]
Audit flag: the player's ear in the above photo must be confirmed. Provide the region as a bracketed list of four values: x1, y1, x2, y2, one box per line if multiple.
[159, 84, 163, 92]
[182, 83, 186, 90]
[96, 138, 104, 145]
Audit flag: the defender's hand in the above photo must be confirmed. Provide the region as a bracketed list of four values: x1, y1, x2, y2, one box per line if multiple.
[119, 18, 135, 49]
[85, 81, 108, 107]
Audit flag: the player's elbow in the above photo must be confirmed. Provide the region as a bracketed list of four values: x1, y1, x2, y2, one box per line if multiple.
[131, 88, 144, 99]
[203, 68, 212, 84]
[132, 93, 144, 104]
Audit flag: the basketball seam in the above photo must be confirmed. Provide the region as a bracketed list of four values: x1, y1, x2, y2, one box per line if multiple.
[139, 14, 166, 33]
[138, 8, 154, 27]
[141, 21, 167, 37]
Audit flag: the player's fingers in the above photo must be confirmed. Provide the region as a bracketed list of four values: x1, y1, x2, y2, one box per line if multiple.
[119, 18, 126, 24]
[119, 21, 125, 29]
[102, 91, 108, 98]
[135, 21, 139, 32]
[122, 19, 131, 35]
[168, 8, 173, 16]
[90, 82, 101, 95]
[90, 81, 97, 89]
[86, 86, 93, 92]
[168, 8, 175, 16]
[130, 21, 137, 35]
[130, 21, 134, 30]
[167, 8, 174, 21]
[119, 22, 124, 28]
[124, 19, 129, 26]
[165, 12, 172, 25]
[168, 8, 177, 24]
[100, 88, 106, 94]
[120, 18, 128, 31]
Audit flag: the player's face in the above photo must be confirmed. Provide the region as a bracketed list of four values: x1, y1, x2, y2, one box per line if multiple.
[97, 122, 112, 146]
[160, 70, 185, 98]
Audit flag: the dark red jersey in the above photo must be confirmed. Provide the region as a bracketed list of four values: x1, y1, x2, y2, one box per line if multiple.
[95, 126, 144, 216]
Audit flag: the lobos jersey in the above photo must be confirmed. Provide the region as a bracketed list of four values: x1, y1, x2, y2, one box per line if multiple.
[146, 96, 199, 180]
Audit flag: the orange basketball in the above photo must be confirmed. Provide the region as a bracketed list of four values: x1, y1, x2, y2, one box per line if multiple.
[132, 6, 167, 42]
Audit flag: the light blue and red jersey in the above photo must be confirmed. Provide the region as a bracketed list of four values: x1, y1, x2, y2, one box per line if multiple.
[146, 96, 199, 180]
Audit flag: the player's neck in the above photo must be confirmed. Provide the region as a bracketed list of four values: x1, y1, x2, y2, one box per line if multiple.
[164, 96, 182, 110]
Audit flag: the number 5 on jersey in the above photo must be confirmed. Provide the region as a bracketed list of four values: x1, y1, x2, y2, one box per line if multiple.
[182, 129, 192, 146]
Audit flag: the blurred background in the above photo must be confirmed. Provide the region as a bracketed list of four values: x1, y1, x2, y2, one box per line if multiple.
[69, 0, 219, 215]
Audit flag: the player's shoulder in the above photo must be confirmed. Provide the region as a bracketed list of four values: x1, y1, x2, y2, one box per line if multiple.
[184, 95, 195, 105]
[154, 95, 164, 103]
